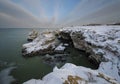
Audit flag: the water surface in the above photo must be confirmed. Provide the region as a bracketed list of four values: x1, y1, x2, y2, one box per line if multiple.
[0, 28, 97, 84]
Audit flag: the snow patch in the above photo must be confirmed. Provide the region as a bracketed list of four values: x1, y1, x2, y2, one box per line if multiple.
[55, 43, 66, 51]
[23, 63, 119, 84]
[0, 67, 16, 84]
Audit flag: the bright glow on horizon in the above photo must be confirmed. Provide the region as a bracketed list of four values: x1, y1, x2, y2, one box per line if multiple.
[0, 0, 120, 28]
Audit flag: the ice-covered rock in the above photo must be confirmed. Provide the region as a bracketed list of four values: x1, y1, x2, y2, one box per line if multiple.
[60, 25, 120, 82]
[27, 29, 39, 41]
[23, 25, 120, 83]
[22, 30, 69, 56]
[54, 43, 66, 53]
[23, 63, 119, 84]
[22, 31, 60, 56]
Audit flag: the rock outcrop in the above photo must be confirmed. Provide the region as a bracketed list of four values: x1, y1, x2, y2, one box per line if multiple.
[59, 28, 102, 65]
[22, 25, 120, 83]
[23, 63, 119, 84]
[60, 26, 120, 82]
[27, 29, 39, 41]
[22, 31, 67, 56]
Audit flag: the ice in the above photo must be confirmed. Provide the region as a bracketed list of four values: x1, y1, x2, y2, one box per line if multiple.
[0, 67, 16, 84]
[55, 43, 66, 51]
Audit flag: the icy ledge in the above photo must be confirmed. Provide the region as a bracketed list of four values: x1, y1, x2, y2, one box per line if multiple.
[23, 63, 119, 84]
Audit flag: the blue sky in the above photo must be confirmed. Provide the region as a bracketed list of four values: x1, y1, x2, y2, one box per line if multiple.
[0, 0, 120, 28]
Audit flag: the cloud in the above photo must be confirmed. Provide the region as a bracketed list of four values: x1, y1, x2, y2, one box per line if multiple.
[0, 0, 120, 28]
[62, 0, 120, 26]
[16, 0, 48, 21]
[0, 0, 48, 28]
[11, 0, 60, 26]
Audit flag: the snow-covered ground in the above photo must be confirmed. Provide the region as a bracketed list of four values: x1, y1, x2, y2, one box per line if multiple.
[23, 63, 119, 84]
[23, 25, 120, 84]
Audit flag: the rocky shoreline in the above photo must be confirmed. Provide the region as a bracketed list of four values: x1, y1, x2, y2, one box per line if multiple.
[22, 25, 120, 84]
[22, 30, 66, 56]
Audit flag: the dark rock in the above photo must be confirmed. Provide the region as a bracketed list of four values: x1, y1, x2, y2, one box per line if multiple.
[58, 31, 72, 43]
[27, 29, 38, 41]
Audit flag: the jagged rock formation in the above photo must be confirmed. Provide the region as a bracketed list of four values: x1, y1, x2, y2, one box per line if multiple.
[22, 25, 120, 83]
[22, 31, 67, 56]
[60, 26, 120, 82]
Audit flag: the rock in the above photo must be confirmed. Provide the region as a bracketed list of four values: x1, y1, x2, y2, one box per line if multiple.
[117, 40, 120, 44]
[70, 31, 101, 64]
[22, 25, 120, 83]
[58, 30, 72, 43]
[23, 63, 119, 84]
[27, 29, 38, 41]
[105, 43, 118, 55]
[22, 31, 60, 56]
[60, 26, 120, 82]
[89, 55, 101, 64]
[54, 43, 66, 54]
[22, 30, 70, 56]
[43, 54, 67, 66]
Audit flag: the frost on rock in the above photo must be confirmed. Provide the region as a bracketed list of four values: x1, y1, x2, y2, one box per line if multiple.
[23, 63, 119, 84]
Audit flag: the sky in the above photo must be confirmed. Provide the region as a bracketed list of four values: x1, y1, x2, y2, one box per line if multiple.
[0, 0, 120, 28]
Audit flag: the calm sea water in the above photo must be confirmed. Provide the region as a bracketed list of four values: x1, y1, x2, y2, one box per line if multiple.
[0, 28, 97, 84]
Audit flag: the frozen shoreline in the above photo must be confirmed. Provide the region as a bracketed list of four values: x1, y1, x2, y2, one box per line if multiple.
[23, 25, 120, 84]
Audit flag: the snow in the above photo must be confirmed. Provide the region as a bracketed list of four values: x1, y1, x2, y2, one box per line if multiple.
[0, 67, 16, 84]
[23, 25, 120, 84]
[23, 32, 56, 54]
[55, 43, 66, 51]
[23, 63, 119, 84]
[23, 79, 44, 84]
[61, 25, 120, 82]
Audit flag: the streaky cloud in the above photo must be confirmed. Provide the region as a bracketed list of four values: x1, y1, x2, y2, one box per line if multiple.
[0, 0, 49, 28]
[0, 0, 120, 28]
[62, 0, 120, 26]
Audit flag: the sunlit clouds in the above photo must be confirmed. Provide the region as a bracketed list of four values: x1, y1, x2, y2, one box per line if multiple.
[0, 0, 120, 28]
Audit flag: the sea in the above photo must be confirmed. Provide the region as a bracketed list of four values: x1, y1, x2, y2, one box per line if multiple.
[0, 28, 97, 84]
